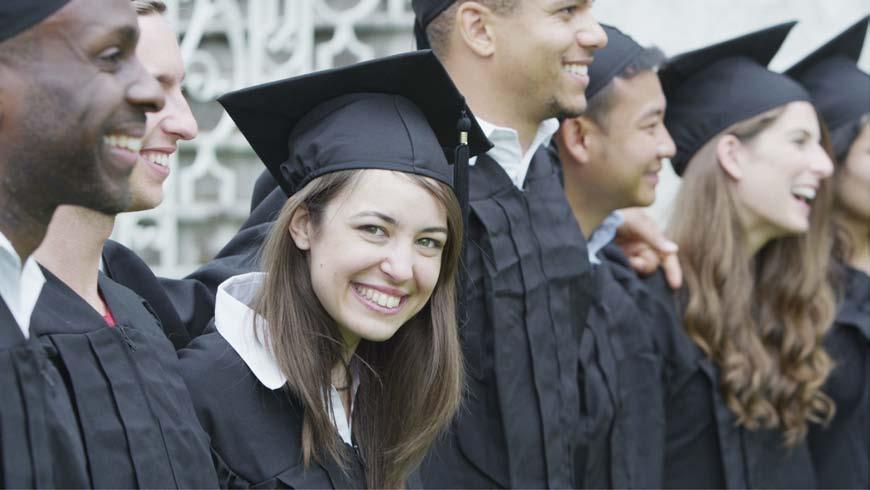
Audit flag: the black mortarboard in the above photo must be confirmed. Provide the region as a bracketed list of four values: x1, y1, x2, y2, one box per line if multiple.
[412, 0, 455, 49]
[587, 25, 648, 100]
[787, 16, 870, 160]
[218, 50, 490, 218]
[661, 22, 811, 175]
[0, 0, 70, 43]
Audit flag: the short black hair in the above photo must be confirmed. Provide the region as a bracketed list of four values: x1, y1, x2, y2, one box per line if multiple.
[584, 46, 666, 129]
[425, 0, 519, 58]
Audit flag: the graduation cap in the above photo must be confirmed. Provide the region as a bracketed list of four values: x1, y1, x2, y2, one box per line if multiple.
[587, 24, 648, 100]
[786, 16, 870, 160]
[411, 0, 455, 49]
[660, 22, 811, 175]
[218, 50, 490, 221]
[0, 0, 71, 43]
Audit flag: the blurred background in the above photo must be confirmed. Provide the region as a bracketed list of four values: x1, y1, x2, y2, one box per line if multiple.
[114, 0, 870, 278]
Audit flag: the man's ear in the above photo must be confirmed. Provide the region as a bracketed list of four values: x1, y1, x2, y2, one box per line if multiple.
[558, 117, 595, 166]
[716, 134, 745, 181]
[456, 1, 496, 57]
[288, 206, 312, 251]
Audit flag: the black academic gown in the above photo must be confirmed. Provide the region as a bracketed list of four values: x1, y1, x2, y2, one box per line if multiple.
[808, 265, 870, 489]
[29, 269, 219, 488]
[178, 330, 369, 489]
[0, 302, 90, 488]
[573, 244, 665, 489]
[421, 149, 592, 488]
[645, 272, 818, 489]
[102, 239, 216, 344]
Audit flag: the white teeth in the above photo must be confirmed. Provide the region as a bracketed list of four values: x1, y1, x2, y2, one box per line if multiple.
[104, 134, 142, 153]
[563, 64, 588, 76]
[142, 152, 170, 167]
[791, 186, 817, 202]
[355, 285, 402, 309]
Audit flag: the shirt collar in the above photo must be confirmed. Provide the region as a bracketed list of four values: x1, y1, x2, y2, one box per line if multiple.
[588, 211, 625, 265]
[214, 272, 287, 390]
[471, 117, 560, 189]
[0, 229, 46, 338]
[214, 272, 361, 445]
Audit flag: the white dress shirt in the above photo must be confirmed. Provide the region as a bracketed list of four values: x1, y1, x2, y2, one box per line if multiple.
[0, 229, 46, 338]
[587, 211, 625, 266]
[214, 272, 359, 445]
[471, 117, 560, 190]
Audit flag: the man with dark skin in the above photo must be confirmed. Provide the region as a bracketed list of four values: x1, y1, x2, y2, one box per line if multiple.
[0, 0, 163, 486]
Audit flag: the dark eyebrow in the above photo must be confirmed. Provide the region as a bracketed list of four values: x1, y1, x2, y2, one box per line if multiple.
[352, 211, 448, 234]
[639, 107, 665, 121]
[116, 24, 139, 47]
[352, 211, 397, 225]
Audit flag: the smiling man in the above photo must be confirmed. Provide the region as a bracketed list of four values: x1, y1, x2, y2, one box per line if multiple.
[0, 0, 164, 486]
[555, 24, 676, 488]
[29, 1, 217, 487]
[410, 0, 608, 488]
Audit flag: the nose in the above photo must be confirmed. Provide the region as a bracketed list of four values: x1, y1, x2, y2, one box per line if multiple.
[658, 127, 677, 159]
[577, 16, 608, 51]
[127, 59, 165, 114]
[810, 146, 834, 178]
[379, 242, 414, 284]
[161, 88, 198, 141]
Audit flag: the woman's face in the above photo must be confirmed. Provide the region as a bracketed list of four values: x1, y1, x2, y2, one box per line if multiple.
[731, 101, 834, 243]
[835, 122, 870, 222]
[291, 170, 448, 348]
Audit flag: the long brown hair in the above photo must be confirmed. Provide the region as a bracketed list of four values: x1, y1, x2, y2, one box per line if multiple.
[668, 106, 837, 446]
[251, 169, 464, 488]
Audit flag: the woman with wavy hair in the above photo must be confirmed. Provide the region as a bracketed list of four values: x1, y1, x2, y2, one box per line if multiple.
[178, 51, 488, 489]
[788, 16, 870, 489]
[649, 23, 838, 488]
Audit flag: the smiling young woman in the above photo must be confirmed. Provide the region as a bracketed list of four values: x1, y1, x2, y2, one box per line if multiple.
[178, 50, 489, 489]
[646, 23, 838, 488]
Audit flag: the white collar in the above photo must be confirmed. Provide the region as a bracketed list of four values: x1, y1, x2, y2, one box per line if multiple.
[214, 272, 286, 389]
[0, 229, 46, 338]
[471, 117, 560, 189]
[214, 272, 360, 445]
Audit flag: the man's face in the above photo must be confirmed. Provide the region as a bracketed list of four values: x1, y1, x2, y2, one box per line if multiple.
[0, 0, 164, 217]
[126, 13, 198, 212]
[580, 71, 675, 209]
[489, 0, 607, 122]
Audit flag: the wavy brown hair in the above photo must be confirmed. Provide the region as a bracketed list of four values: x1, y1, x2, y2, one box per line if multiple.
[667, 106, 837, 446]
[251, 169, 464, 489]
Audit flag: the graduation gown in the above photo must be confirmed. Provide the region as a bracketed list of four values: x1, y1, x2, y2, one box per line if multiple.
[808, 266, 870, 489]
[645, 272, 818, 489]
[573, 244, 666, 489]
[178, 273, 375, 489]
[30, 269, 218, 488]
[0, 302, 90, 488]
[102, 239, 216, 344]
[421, 149, 593, 488]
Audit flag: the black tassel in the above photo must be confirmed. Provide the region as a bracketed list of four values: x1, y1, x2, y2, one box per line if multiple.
[454, 107, 471, 330]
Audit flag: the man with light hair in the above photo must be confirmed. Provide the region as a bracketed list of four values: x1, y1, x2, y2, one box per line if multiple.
[30, 1, 217, 487]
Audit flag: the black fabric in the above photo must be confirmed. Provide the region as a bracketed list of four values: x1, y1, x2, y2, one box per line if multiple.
[0, 301, 90, 488]
[218, 50, 489, 197]
[0, 0, 70, 43]
[787, 16, 870, 159]
[808, 266, 870, 489]
[102, 239, 191, 349]
[644, 272, 818, 489]
[587, 25, 647, 100]
[660, 22, 811, 175]
[578, 244, 668, 489]
[30, 269, 218, 488]
[179, 330, 372, 489]
[420, 147, 592, 488]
